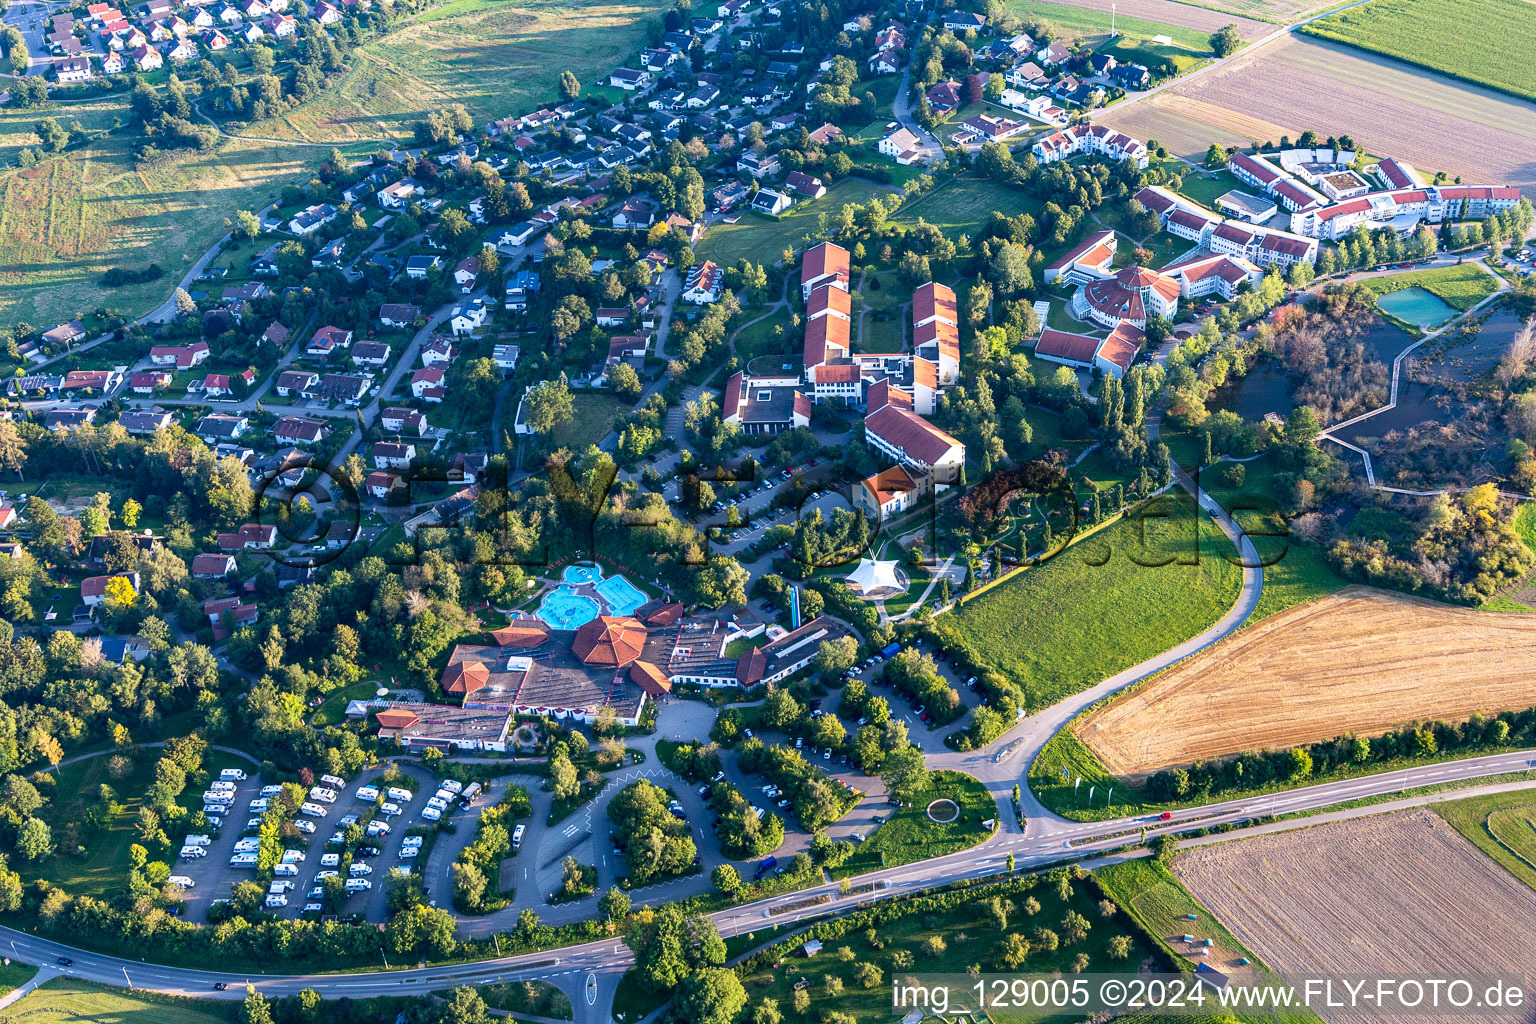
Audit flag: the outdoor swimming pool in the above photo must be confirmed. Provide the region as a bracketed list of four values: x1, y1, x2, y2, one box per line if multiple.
[536, 564, 649, 626]
[1376, 287, 1457, 329]
[594, 574, 648, 616]
[537, 588, 602, 630]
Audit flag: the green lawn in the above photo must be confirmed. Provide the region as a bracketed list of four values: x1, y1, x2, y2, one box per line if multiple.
[548, 391, 632, 451]
[1301, 0, 1536, 103]
[1006, 0, 1222, 50]
[1358, 263, 1500, 311]
[1096, 857, 1262, 968]
[892, 175, 1041, 237]
[1176, 169, 1243, 209]
[0, 960, 38, 998]
[31, 754, 161, 897]
[948, 506, 1243, 712]
[696, 179, 895, 267]
[831, 770, 996, 877]
[2, 978, 238, 1024]
[477, 980, 574, 1019]
[1437, 790, 1536, 894]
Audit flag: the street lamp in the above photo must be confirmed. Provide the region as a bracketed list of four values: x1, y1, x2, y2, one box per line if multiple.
[122, 967, 132, 991]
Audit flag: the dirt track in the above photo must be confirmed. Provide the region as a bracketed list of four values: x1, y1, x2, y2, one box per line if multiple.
[1079, 586, 1536, 776]
[1176, 811, 1536, 1024]
[1100, 35, 1536, 200]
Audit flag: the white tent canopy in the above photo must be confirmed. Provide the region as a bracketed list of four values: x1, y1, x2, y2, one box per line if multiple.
[845, 557, 904, 597]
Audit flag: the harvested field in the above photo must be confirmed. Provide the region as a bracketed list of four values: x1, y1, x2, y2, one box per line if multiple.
[1079, 586, 1536, 777]
[1167, 0, 1340, 22]
[1176, 810, 1536, 1024]
[1100, 35, 1536, 201]
[1010, 0, 1269, 39]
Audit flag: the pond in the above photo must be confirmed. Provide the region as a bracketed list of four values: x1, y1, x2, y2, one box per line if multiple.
[1211, 359, 1296, 422]
[1376, 287, 1457, 329]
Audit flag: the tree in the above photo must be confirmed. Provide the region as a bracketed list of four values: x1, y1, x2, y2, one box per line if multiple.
[1107, 935, 1133, 959]
[712, 863, 742, 897]
[558, 70, 581, 101]
[235, 210, 262, 239]
[677, 968, 748, 1024]
[236, 986, 274, 1024]
[524, 377, 576, 434]
[996, 932, 1030, 969]
[880, 745, 930, 804]
[1209, 24, 1242, 57]
[444, 985, 491, 1024]
[174, 288, 198, 316]
[855, 961, 883, 988]
[611, 362, 643, 397]
[599, 885, 631, 923]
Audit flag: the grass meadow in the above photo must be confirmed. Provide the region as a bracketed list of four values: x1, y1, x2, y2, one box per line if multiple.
[1437, 790, 1536, 894]
[249, 0, 673, 143]
[892, 175, 1042, 237]
[947, 506, 1244, 713]
[1358, 262, 1501, 311]
[1005, 0, 1217, 51]
[1301, 0, 1536, 103]
[0, 135, 362, 327]
[830, 770, 995, 877]
[0, 979, 238, 1024]
[696, 180, 895, 267]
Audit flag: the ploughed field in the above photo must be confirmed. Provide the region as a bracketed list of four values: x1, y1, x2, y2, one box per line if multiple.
[1175, 810, 1536, 1024]
[1078, 586, 1536, 776]
[1099, 35, 1536, 202]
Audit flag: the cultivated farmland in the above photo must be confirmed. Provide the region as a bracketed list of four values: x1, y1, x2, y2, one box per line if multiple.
[1300, 0, 1536, 103]
[1099, 35, 1536, 201]
[249, 0, 671, 143]
[1007, 0, 1267, 45]
[1176, 810, 1536, 1024]
[1079, 586, 1536, 776]
[947, 506, 1243, 713]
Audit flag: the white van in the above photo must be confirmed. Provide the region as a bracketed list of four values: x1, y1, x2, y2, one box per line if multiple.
[320, 853, 340, 868]
[202, 792, 233, 806]
[260, 785, 283, 797]
[274, 863, 299, 877]
[248, 798, 270, 813]
[345, 878, 372, 893]
[309, 787, 337, 804]
[401, 836, 423, 849]
[183, 834, 211, 847]
[265, 895, 288, 909]
[202, 805, 228, 818]
[281, 849, 305, 864]
[379, 802, 401, 817]
[179, 846, 206, 860]
[268, 880, 294, 894]
[511, 824, 526, 850]
[167, 876, 194, 890]
[208, 779, 236, 791]
[365, 820, 391, 837]
[391, 866, 413, 878]
[433, 788, 454, 804]
[399, 845, 419, 859]
[220, 768, 247, 782]
[348, 862, 372, 877]
[440, 780, 463, 795]
[420, 806, 441, 822]
[320, 774, 346, 789]
[386, 787, 413, 803]
[229, 854, 259, 868]
[299, 802, 327, 818]
[355, 786, 379, 803]
[233, 838, 260, 853]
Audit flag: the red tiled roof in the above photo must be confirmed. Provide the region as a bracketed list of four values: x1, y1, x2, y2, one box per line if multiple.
[441, 659, 490, 695]
[807, 284, 852, 319]
[801, 242, 850, 288]
[571, 615, 646, 666]
[629, 660, 672, 697]
[911, 282, 957, 326]
[490, 622, 551, 647]
[376, 708, 419, 730]
[864, 405, 963, 466]
[1035, 329, 1101, 364]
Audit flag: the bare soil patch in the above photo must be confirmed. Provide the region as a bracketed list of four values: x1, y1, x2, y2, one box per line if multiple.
[1101, 35, 1536, 200]
[1176, 810, 1536, 1024]
[1079, 586, 1536, 776]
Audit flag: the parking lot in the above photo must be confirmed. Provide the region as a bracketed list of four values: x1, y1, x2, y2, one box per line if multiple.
[174, 761, 476, 925]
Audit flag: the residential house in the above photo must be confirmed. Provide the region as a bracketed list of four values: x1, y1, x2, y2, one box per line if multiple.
[191, 553, 238, 578]
[365, 471, 406, 499]
[289, 203, 338, 235]
[404, 254, 442, 279]
[736, 150, 782, 179]
[306, 325, 354, 357]
[752, 188, 792, 215]
[274, 370, 319, 397]
[449, 297, 491, 336]
[380, 407, 427, 434]
[682, 260, 724, 303]
[272, 415, 329, 446]
[195, 413, 249, 441]
[452, 258, 478, 292]
[611, 200, 654, 231]
[411, 366, 446, 400]
[608, 67, 651, 91]
[877, 126, 924, 165]
[372, 441, 416, 470]
[785, 171, 826, 198]
[351, 341, 392, 367]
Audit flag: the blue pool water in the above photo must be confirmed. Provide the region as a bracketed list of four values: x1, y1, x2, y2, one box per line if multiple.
[594, 574, 648, 616]
[538, 589, 601, 629]
[563, 563, 603, 585]
[1376, 287, 1456, 329]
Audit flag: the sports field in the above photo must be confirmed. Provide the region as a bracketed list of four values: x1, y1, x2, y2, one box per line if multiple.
[1301, 0, 1536, 103]
[251, 0, 671, 143]
[947, 505, 1243, 712]
[1079, 586, 1536, 777]
[0, 136, 339, 327]
[1099, 35, 1536, 202]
